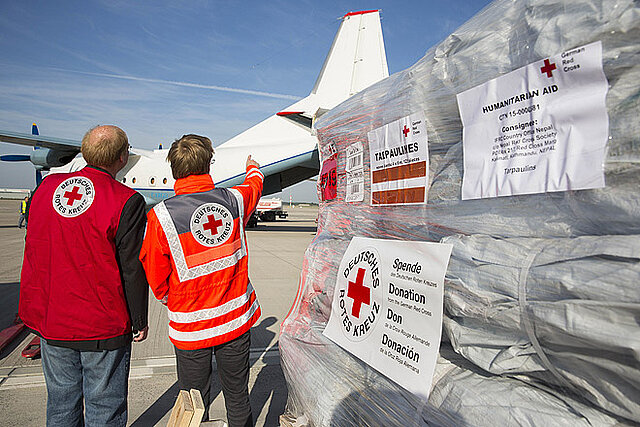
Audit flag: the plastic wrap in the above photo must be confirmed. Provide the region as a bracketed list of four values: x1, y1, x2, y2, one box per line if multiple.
[280, 0, 640, 424]
[281, 239, 622, 426]
[443, 234, 640, 421]
[313, 0, 640, 241]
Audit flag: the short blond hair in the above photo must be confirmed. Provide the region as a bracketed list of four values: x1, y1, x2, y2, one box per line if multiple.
[81, 125, 128, 168]
[167, 134, 213, 179]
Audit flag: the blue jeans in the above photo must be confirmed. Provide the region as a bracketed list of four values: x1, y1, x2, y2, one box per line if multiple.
[41, 339, 131, 427]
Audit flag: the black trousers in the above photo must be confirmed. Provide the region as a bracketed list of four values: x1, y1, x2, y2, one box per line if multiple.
[174, 330, 253, 427]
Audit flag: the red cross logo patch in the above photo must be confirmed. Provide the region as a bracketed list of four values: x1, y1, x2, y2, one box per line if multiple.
[52, 176, 95, 217]
[540, 58, 556, 78]
[190, 203, 233, 247]
[337, 246, 382, 342]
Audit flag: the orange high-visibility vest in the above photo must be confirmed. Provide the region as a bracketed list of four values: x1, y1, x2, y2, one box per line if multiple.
[140, 166, 263, 350]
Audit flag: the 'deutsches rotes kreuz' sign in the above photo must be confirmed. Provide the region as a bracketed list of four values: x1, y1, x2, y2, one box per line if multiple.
[324, 237, 452, 400]
[190, 203, 233, 247]
[52, 176, 95, 218]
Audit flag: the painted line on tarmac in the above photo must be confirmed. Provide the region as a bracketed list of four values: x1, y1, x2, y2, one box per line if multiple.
[0, 346, 281, 390]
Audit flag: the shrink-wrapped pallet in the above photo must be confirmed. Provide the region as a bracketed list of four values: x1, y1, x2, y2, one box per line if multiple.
[280, 0, 640, 424]
[281, 238, 623, 426]
[443, 234, 640, 421]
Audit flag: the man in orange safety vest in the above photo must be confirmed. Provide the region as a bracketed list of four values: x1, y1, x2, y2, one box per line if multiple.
[140, 134, 263, 426]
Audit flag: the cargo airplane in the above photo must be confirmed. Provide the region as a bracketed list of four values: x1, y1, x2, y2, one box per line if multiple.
[0, 10, 388, 204]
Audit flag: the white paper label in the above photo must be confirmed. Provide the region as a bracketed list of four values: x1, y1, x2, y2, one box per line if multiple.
[323, 237, 452, 399]
[346, 169, 364, 202]
[367, 112, 429, 205]
[457, 41, 609, 200]
[345, 142, 364, 202]
[345, 142, 364, 172]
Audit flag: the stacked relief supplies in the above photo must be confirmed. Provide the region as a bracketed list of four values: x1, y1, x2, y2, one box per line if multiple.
[279, 0, 640, 425]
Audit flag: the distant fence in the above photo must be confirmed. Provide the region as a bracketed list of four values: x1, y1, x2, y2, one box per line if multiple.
[0, 189, 31, 200]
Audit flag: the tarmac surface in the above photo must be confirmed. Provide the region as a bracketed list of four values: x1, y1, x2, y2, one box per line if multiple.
[0, 199, 318, 426]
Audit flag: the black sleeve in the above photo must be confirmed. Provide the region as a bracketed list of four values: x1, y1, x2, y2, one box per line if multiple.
[25, 177, 45, 223]
[115, 192, 149, 332]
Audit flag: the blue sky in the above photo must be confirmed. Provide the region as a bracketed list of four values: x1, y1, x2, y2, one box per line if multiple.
[0, 0, 491, 201]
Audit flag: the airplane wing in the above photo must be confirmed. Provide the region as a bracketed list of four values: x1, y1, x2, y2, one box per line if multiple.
[0, 129, 81, 151]
[213, 10, 388, 195]
[0, 10, 389, 202]
[0, 129, 81, 176]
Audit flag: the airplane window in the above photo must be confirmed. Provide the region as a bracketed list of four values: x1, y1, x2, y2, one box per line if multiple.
[163, 178, 167, 184]
[132, 177, 136, 184]
[150, 177, 155, 185]
[122, 177, 126, 183]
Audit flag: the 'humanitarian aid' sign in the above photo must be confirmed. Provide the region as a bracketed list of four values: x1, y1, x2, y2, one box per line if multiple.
[367, 112, 429, 205]
[457, 41, 609, 199]
[323, 237, 452, 399]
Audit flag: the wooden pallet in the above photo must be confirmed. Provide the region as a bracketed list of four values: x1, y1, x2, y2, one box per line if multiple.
[167, 389, 205, 427]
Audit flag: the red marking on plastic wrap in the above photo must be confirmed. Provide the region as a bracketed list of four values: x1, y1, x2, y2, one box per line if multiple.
[402, 125, 410, 137]
[64, 186, 83, 206]
[540, 59, 556, 78]
[319, 156, 337, 201]
[347, 268, 370, 318]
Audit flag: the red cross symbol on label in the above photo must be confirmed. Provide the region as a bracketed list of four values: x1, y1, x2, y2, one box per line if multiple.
[540, 59, 557, 78]
[347, 268, 370, 318]
[63, 186, 83, 206]
[402, 125, 410, 137]
[203, 214, 223, 236]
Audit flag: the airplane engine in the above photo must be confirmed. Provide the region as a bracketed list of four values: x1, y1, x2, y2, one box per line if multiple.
[29, 147, 79, 169]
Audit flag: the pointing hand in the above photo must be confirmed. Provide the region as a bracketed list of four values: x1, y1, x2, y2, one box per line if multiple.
[246, 155, 260, 169]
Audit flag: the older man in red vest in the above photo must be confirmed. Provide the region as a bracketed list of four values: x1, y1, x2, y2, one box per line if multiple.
[20, 125, 149, 426]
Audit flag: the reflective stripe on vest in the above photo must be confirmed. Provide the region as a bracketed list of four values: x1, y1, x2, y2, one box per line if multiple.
[228, 188, 247, 255]
[153, 189, 248, 282]
[169, 298, 259, 342]
[168, 281, 255, 323]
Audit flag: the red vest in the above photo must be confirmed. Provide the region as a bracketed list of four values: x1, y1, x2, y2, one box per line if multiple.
[20, 167, 137, 341]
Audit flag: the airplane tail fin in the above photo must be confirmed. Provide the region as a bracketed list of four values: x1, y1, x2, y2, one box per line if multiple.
[310, 10, 388, 108]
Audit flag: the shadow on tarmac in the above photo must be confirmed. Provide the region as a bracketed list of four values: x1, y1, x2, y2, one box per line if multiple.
[0, 282, 20, 330]
[249, 224, 317, 233]
[129, 317, 286, 426]
[248, 317, 285, 426]
[130, 381, 180, 427]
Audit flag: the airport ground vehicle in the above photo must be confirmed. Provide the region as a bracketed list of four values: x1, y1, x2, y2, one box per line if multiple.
[248, 198, 288, 227]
